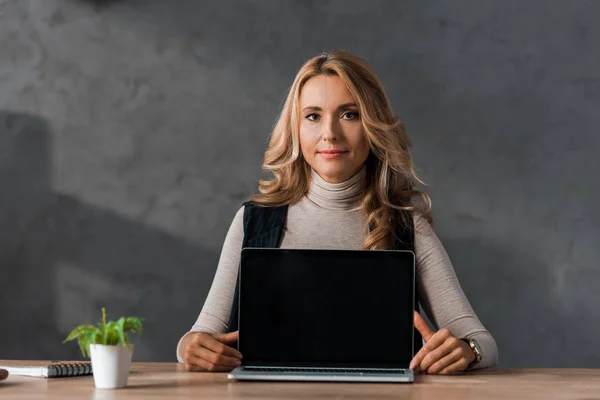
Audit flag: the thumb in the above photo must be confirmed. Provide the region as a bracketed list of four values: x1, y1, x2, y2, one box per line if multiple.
[214, 330, 239, 345]
[413, 311, 435, 342]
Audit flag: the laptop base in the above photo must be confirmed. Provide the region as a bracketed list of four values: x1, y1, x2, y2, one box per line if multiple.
[228, 366, 414, 383]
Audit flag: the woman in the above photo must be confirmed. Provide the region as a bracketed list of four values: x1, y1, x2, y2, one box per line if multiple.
[177, 50, 499, 374]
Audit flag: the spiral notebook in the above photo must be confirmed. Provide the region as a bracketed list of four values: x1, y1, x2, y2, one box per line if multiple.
[0, 361, 92, 378]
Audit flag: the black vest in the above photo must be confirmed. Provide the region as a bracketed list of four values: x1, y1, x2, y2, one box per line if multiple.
[228, 201, 423, 353]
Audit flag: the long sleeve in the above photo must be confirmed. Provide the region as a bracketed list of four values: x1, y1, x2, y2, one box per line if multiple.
[176, 207, 245, 363]
[414, 216, 499, 369]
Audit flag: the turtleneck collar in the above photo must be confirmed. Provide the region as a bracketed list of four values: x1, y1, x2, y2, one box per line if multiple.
[306, 166, 366, 211]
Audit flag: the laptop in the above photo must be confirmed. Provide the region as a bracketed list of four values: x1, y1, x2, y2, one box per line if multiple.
[228, 248, 415, 383]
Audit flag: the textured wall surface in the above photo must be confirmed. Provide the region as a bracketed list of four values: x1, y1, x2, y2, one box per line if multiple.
[1, 0, 599, 367]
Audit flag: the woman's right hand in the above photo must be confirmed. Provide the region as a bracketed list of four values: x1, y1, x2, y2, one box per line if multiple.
[183, 331, 243, 372]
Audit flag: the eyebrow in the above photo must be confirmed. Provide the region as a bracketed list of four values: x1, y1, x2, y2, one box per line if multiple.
[301, 102, 358, 112]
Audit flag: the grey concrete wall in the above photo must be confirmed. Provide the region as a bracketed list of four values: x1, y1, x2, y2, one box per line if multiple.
[0, 0, 598, 367]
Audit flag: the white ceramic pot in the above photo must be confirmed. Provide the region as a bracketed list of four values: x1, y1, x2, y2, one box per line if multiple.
[89, 344, 134, 389]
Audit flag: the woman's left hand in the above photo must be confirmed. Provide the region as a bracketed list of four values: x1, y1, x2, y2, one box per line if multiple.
[409, 312, 476, 374]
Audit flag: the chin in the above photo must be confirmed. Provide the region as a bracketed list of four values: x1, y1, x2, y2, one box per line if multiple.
[315, 166, 348, 184]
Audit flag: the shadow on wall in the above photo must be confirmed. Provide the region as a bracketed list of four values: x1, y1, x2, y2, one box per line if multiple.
[0, 111, 217, 361]
[77, 0, 126, 10]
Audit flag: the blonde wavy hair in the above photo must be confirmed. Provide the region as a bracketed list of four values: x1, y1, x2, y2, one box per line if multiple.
[251, 50, 432, 250]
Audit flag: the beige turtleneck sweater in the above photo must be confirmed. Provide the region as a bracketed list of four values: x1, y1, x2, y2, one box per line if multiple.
[177, 168, 499, 369]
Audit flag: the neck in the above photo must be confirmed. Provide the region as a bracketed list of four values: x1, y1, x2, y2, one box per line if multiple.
[306, 166, 367, 211]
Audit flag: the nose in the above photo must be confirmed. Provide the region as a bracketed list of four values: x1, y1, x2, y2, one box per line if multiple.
[322, 116, 340, 142]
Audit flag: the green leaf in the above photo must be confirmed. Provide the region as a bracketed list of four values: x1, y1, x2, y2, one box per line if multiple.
[123, 317, 144, 335]
[62, 325, 98, 343]
[106, 321, 120, 346]
[62, 325, 101, 358]
[102, 307, 108, 345]
[116, 317, 128, 349]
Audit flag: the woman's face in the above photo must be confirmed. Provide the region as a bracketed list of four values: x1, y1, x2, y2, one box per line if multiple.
[299, 74, 370, 184]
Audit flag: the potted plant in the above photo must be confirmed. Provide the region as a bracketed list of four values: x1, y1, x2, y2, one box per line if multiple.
[63, 307, 143, 389]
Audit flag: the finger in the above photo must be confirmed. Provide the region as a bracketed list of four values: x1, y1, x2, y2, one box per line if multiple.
[197, 346, 242, 368]
[420, 334, 459, 372]
[214, 331, 239, 345]
[194, 332, 243, 359]
[413, 312, 435, 342]
[426, 347, 464, 374]
[184, 354, 236, 373]
[184, 353, 210, 372]
[439, 358, 470, 375]
[184, 363, 204, 372]
[186, 343, 241, 367]
[184, 353, 209, 372]
[410, 328, 452, 371]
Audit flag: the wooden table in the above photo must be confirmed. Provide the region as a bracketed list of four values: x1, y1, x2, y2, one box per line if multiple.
[1, 361, 599, 399]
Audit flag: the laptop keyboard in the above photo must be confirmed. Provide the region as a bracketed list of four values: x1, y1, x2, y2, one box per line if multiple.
[244, 367, 405, 374]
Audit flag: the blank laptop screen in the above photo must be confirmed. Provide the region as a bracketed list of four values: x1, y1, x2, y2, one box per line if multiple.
[238, 248, 415, 368]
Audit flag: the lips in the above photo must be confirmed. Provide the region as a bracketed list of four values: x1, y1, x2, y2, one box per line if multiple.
[318, 149, 348, 159]
[318, 149, 347, 154]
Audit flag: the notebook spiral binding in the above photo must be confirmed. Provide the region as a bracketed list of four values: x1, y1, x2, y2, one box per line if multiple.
[47, 362, 93, 378]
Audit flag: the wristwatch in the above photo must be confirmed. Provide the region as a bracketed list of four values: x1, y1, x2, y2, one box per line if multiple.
[462, 338, 482, 369]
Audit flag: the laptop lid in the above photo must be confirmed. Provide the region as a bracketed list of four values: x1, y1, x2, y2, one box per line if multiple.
[238, 248, 415, 369]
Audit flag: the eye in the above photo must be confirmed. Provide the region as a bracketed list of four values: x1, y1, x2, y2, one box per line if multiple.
[306, 113, 320, 121]
[342, 111, 359, 120]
